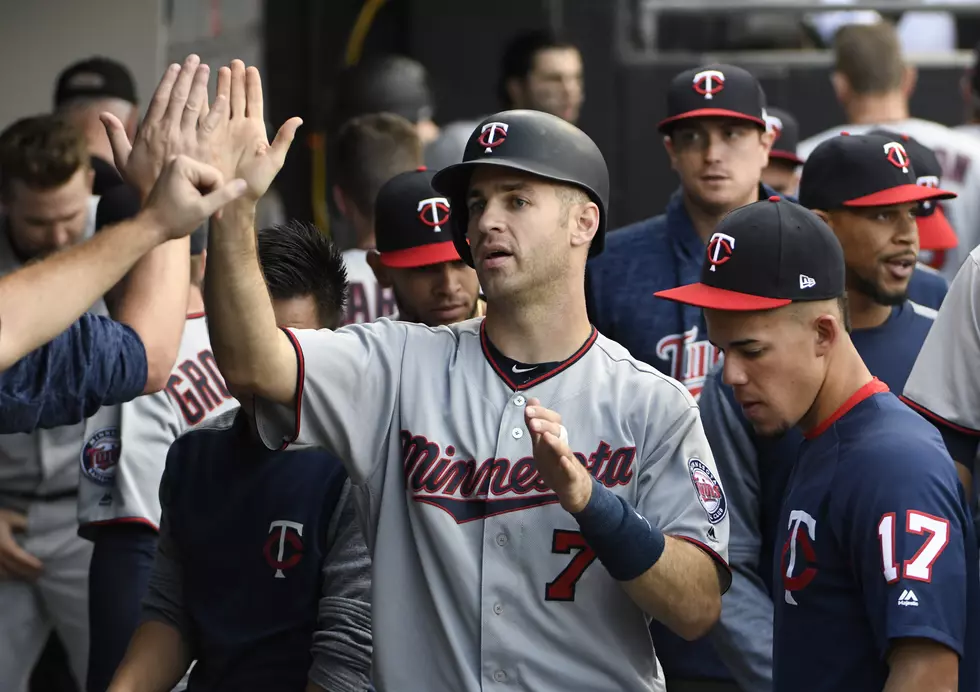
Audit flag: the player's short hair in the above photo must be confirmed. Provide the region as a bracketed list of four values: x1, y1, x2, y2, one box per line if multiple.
[257, 221, 349, 329]
[555, 185, 591, 226]
[333, 112, 422, 218]
[498, 29, 578, 106]
[833, 22, 905, 95]
[0, 114, 90, 197]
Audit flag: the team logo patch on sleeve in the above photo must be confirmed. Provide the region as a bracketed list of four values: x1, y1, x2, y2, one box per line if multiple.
[80, 427, 121, 486]
[688, 458, 727, 524]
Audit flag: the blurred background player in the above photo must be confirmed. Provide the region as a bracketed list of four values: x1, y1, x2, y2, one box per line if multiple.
[762, 107, 803, 196]
[797, 21, 980, 281]
[697, 132, 952, 692]
[53, 57, 138, 197]
[366, 167, 484, 326]
[108, 222, 371, 692]
[498, 29, 585, 125]
[331, 113, 423, 325]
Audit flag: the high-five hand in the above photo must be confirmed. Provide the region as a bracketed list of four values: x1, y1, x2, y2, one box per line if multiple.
[524, 398, 593, 513]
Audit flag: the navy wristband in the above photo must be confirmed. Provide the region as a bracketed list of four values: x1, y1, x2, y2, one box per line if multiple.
[571, 477, 666, 581]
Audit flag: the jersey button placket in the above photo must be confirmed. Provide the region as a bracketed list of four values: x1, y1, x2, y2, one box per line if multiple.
[493, 670, 507, 683]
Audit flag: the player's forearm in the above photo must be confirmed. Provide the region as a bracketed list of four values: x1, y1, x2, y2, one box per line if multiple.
[0, 213, 165, 372]
[622, 536, 722, 640]
[106, 620, 192, 692]
[883, 638, 958, 692]
[112, 234, 191, 394]
[204, 201, 296, 403]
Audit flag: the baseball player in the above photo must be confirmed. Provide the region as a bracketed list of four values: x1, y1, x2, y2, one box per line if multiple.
[762, 107, 804, 196]
[200, 59, 730, 692]
[797, 21, 980, 280]
[331, 113, 422, 325]
[656, 197, 980, 692]
[107, 222, 371, 692]
[695, 132, 956, 692]
[366, 167, 485, 326]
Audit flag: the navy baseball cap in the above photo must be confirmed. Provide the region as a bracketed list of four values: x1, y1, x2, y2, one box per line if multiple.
[55, 57, 137, 107]
[866, 129, 958, 251]
[659, 64, 767, 132]
[375, 167, 460, 268]
[654, 197, 845, 311]
[799, 133, 956, 211]
[765, 107, 803, 166]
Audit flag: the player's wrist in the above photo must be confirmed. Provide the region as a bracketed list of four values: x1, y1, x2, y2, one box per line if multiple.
[572, 478, 665, 581]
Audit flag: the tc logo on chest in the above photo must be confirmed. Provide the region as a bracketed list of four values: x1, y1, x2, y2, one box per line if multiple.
[401, 431, 637, 523]
[782, 509, 819, 605]
[264, 520, 304, 579]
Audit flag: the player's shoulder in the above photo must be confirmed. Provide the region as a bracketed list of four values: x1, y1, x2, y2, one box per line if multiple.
[592, 213, 668, 263]
[591, 331, 696, 406]
[906, 300, 938, 322]
[172, 407, 240, 445]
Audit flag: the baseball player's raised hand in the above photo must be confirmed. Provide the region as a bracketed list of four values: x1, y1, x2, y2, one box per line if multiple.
[141, 155, 247, 240]
[0, 508, 42, 581]
[102, 54, 221, 201]
[524, 398, 593, 513]
[202, 60, 302, 202]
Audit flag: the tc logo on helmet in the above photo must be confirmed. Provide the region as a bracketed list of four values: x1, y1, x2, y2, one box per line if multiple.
[693, 70, 725, 100]
[706, 232, 736, 272]
[883, 142, 910, 173]
[478, 122, 509, 154]
[417, 197, 450, 232]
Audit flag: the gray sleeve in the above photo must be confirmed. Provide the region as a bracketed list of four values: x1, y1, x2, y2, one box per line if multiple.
[140, 500, 192, 640]
[308, 480, 373, 692]
[698, 366, 774, 692]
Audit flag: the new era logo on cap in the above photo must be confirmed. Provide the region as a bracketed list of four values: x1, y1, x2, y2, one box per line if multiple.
[800, 275, 816, 289]
[375, 168, 462, 269]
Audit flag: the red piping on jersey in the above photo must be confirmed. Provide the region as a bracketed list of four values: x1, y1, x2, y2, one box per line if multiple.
[804, 377, 889, 440]
[480, 322, 598, 391]
[899, 395, 980, 436]
[674, 535, 732, 587]
[83, 516, 160, 532]
[279, 327, 305, 451]
[186, 311, 206, 319]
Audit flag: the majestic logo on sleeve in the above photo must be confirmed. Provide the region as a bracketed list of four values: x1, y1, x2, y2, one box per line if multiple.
[693, 70, 725, 99]
[264, 520, 304, 579]
[706, 232, 735, 272]
[401, 432, 636, 523]
[782, 509, 818, 606]
[688, 458, 727, 524]
[478, 122, 509, 154]
[883, 142, 910, 173]
[80, 427, 121, 486]
[655, 325, 722, 399]
[418, 197, 451, 232]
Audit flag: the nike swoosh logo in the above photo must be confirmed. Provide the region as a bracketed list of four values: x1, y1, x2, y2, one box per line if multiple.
[512, 365, 537, 374]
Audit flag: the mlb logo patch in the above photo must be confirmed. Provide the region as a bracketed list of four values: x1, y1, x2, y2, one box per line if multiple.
[688, 458, 727, 524]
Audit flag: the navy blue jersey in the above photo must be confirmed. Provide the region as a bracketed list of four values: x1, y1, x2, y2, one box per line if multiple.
[0, 313, 147, 434]
[907, 263, 948, 310]
[774, 382, 980, 692]
[160, 412, 352, 691]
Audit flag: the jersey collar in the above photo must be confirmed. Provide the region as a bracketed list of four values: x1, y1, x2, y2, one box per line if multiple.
[480, 321, 598, 391]
[804, 377, 889, 440]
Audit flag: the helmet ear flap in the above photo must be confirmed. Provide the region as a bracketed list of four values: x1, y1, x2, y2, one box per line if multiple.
[450, 205, 475, 268]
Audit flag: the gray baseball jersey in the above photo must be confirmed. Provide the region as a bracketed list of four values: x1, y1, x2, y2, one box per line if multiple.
[77, 315, 239, 534]
[254, 317, 731, 692]
[903, 243, 980, 437]
[340, 249, 397, 325]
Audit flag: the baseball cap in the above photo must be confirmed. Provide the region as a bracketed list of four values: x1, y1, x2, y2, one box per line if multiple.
[658, 64, 767, 132]
[799, 133, 956, 211]
[55, 57, 137, 107]
[765, 107, 803, 166]
[375, 167, 460, 268]
[866, 128, 958, 251]
[654, 197, 845, 311]
[331, 55, 434, 129]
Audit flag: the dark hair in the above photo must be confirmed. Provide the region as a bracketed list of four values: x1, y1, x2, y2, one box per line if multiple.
[0, 114, 89, 196]
[331, 55, 434, 128]
[257, 221, 349, 329]
[333, 112, 422, 217]
[498, 29, 577, 107]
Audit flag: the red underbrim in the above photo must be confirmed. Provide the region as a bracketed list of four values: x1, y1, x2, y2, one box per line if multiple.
[379, 240, 461, 268]
[843, 184, 957, 207]
[917, 206, 958, 250]
[654, 283, 792, 311]
[659, 109, 767, 131]
[769, 150, 804, 166]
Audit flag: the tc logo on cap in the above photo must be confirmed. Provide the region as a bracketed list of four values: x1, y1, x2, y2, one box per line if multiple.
[765, 114, 784, 141]
[693, 70, 725, 100]
[707, 232, 736, 271]
[417, 197, 450, 232]
[883, 141, 910, 173]
[478, 122, 509, 154]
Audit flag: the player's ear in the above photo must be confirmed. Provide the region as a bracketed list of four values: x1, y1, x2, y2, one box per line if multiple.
[901, 64, 918, 99]
[812, 308, 842, 357]
[830, 71, 850, 105]
[332, 185, 348, 218]
[663, 135, 678, 170]
[366, 250, 393, 288]
[569, 201, 600, 250]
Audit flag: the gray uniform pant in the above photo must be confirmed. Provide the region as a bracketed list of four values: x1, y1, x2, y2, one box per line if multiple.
[0, 497, 91, 691]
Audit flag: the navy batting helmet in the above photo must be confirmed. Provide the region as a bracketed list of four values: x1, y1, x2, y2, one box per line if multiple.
[431, 110, 609, 267]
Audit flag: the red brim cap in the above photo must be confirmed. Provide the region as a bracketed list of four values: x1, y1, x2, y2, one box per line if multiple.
[917, 206, 958, 250]
[658, 109, 767, 131]
[654, 283, 792, 311]
[769, 150, 804, 166]
[379, 240, 461, 268]
[843, 184, 957, 207]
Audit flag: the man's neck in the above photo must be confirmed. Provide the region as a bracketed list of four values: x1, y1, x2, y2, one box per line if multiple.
[797, 338, 875, 434]
[483, 281, 592, 364]
[844, 93, 909, 126]
[684, 187, 760, 244]
[845, 288, 894, 330]
[187, 284, 205, 315]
